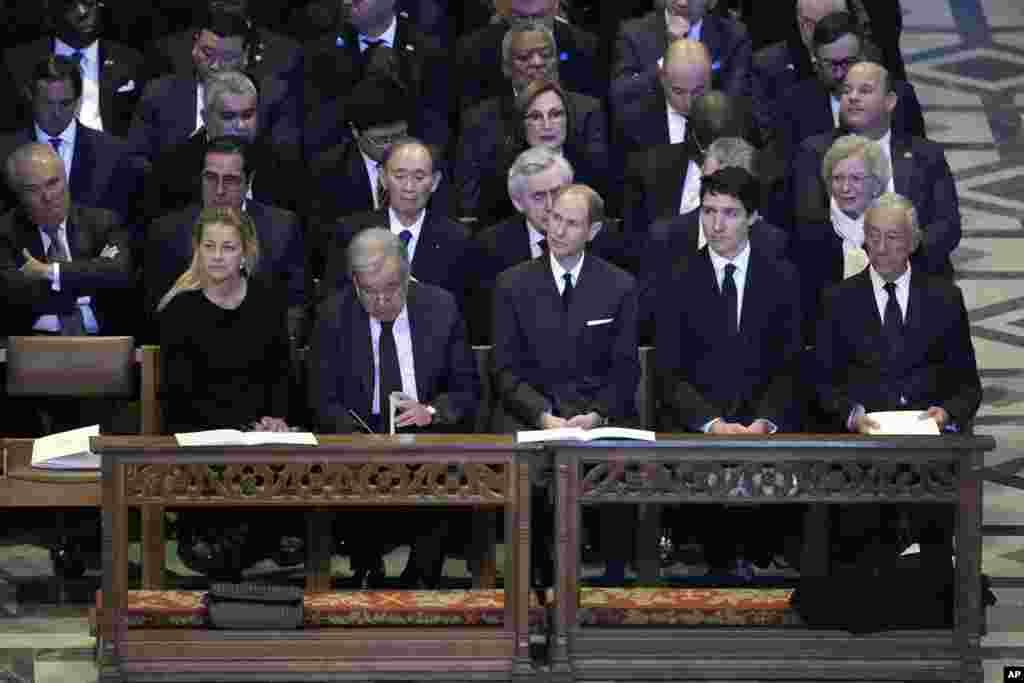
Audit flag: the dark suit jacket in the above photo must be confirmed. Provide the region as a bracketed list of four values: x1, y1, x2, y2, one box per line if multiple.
[611, 11, 752, 97]
[143, 201, 306, 326]
[814, 269, 981, 430]
[622, 139, 701, 239]
[0, 203, 135, 337]
[1, 37, 144, 137]
[126, 72, 300, 164]
[302, 15, 451, 157]
[788, 131, 960, 275]
[306, 140, 455, 279]
[640, 213, 789, 343]
[0, 122, 144, 227]
[773, 77, 926, 165]
[491, 254, 640, 430]
[454, 19, 604, 111]
[287, 0, 453, 45]
[324, 208, 481, 321]
[143, 129, 303, 222]
[655, 245, 802, 431]
[311, 279, 480, 433]
[453, 90, 609, 223]
[750, 38, 814, 137]
[472, 214, 628, 344]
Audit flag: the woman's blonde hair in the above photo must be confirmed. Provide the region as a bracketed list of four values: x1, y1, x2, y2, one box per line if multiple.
[155, 207, 260, 312]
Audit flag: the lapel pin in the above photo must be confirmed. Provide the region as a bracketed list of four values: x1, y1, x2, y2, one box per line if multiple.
[406, 44, 415, 52]
[400, 10, 409, 18]
[336, 36, 345, 47]
[904, 152, 912, 158]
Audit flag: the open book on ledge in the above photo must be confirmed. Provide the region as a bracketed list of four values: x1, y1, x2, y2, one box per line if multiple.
[516, 427, 656, 444]
[32, 424, 101, 470]
[174, 430, 319, 447]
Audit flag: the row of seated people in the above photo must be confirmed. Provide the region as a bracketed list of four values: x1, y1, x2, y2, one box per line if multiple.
[0, 0, 928, 234]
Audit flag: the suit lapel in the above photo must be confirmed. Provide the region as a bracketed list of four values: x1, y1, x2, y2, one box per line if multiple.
[349, 296, 374, 413]
[411, 211, 437, 278]
[891, 136, 914, 196]
[565, 255, 596, 342]
[654, 12, 669, 65]
[17, 211, 46, 261]
[702, 15, 721, 64]
[406, 284, 430, 399]
[856, 269, 883, 335]
[69, 124, 93, 197]
[97, 41, 112, 128]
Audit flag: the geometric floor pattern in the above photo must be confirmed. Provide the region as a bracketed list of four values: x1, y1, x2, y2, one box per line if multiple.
[2, 0, 1024, 680]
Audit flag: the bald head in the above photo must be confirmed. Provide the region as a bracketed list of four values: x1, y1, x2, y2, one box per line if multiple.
[797, 0, 847, 49]
[5, 143, 69, 227]
[659, 40, 712, 117]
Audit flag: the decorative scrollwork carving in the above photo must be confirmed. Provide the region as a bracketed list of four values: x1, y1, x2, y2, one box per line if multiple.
[579, 459, 958, 501]
[125, 462, 508, 503]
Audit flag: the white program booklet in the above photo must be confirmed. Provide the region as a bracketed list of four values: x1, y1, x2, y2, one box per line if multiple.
[389, 392, 412, 435]
[865, 410, 941, 435]
[174, 430, 319, 447]
[516, 427, 656, 443]
[32, 424, 101, 470]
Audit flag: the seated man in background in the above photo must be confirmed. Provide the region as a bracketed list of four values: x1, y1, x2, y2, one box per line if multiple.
[816, 192, 981, 566]
[655, 166, 803, 575]
[312, 227, 480, 587]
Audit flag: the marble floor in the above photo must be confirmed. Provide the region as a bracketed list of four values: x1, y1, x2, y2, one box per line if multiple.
[3, 0, 1024, 681]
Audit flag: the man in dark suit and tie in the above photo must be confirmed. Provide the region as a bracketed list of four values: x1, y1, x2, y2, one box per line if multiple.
[1, 0, 145, 137]
[612, 0, 751, 98]
[771, 12, 924, 164]
[302, 0, 451, 157]
[0, 142, 135, 339]
[815, 192, 980, 565]
[454, 0, 604, 110]
[655, 166, 803, 573]
[145, 137, 306, 343]
[323, 139, 481, 335]
[144, 70, 302, 223]
[127, 10, 300, 164]
[0, 56, 143, 226]
[312, 227, 480, 587]
[788, 61, 960, 275]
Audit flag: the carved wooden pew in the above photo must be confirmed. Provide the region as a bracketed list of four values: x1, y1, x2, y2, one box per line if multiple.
[549, 435, 995, 683]
[94, 435, 539, 682]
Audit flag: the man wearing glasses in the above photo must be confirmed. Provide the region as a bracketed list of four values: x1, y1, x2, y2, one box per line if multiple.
[312, 227, 480, 587]
[1, 0, 145, 137]
[771, 11, 923, 166]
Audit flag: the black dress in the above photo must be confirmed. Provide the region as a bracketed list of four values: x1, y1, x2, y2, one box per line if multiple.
[159, 279, 291, 433]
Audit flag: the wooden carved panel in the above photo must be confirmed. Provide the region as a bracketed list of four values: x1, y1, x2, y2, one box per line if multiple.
[125, 462, 508, 503]
[580, 459, 959, 501]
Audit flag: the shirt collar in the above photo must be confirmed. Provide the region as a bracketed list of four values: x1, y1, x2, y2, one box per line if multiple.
[708, 239, 751, 274]
[549, 249, 585, 286]
[54, 38, 99, 65]
[361, 14, 397, 47]
[525, 219, 545, 246]
[35, 117, 77, 146]
[666, 99, 687, 120]
[388, 206, 427, 238]
[37, 217, 69, 236]
[869, 262, 911, 291]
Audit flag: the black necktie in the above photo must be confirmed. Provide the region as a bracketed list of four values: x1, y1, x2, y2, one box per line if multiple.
[722, 263, 738, 336]
[882, 281, 903, 342]
[378, 319, 402, 413]
[43, 226, 85, 336]
[537, 238, 547, 255]
[562, 272, 573, 313]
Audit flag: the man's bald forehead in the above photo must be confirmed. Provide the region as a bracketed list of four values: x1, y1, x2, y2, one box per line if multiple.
[6, 143, 61, 185]
[848, 60, 891, 91]
[663, 39, 711, 72]
[798, 0, 846, 16]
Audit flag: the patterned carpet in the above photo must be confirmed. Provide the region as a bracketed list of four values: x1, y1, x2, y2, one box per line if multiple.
[1, 0, 1023, 680]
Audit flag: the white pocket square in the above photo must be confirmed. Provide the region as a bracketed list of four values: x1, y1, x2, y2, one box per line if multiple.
[586, 318, 614, 327]
[116, 80, 136, 93]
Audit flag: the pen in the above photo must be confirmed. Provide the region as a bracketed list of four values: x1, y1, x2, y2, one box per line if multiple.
[347, 409, 375, 434]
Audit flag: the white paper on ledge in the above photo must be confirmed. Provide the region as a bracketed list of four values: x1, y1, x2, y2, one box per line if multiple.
[31, 424, 100, 469]
[865, 411, 940, 435]
[175, 430, 319, 447]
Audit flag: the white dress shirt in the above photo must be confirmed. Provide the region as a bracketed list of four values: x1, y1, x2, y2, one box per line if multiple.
[550, 250, 585, 294]
[678, 160, 703, 215]
[55, 39, 102, 131]
[666, 103, 687, 145]
[32, 221, 99, 334]
[878, 128, 896, 193]
[359, 14, 397, 50]
[708, 239, 751, 330]
[370, 305, 419, 414]
[388, 207, 426, 262]
[526, 220, 546, 259]
[830, 95, 840, 127]
[193, 82, 206, 136]
[869, 263, 911, 324]
[36, 118, 77, 182]
[696, 210, 708, 250]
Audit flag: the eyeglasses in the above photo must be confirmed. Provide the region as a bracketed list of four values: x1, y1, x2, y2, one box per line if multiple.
[355, 281, 404, 303]
[202, 171, 245, 191]
[524, 108, 565, 125]
[830, 173, 871, 188]
[361, 130, 408, 147]
[817, 55, 861, 72]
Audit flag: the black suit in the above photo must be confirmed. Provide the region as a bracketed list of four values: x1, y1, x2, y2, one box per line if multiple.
[750, 38, 815, 137]
[1, 37, 144, 137]
[302, 15, 451, 158]
[491, 254, 640, 430]
[788, 131, 960, 275]
[126, 72, 300, 164]
[814, 269, 981, 430]
[0, 122, 144, 229]
[454, 19, 604, 111]
[622, 139, 702, 240]
[773, 77, 926, 164]
[656, 245, 802, 431]
[0, 204, 135, 338]
[144, 202, 306, 339]
[454, 90, 609, 223]
[612, 11, 752, 97]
